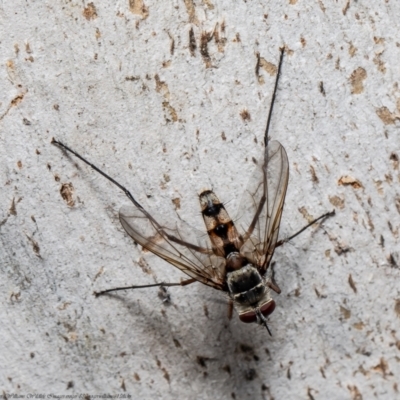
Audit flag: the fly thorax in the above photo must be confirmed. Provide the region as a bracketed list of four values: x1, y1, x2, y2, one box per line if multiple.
[227, 265, 268, 305]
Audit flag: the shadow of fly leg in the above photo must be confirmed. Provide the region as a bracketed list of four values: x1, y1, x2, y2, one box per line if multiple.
[94, 278, 196, 296]
[275, 210, 335, 248]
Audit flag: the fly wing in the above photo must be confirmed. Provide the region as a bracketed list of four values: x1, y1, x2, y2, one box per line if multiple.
[236, 140, 289, 273]
[119, 205, 226, 290]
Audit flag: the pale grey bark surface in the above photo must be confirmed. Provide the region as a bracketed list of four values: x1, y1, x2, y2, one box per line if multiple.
[1, 1, 399, 398]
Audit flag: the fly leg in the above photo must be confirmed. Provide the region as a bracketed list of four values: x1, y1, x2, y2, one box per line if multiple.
[94, 278, 196, 296]
[266, 262, 281, 294]
[275, 210, 335, 247]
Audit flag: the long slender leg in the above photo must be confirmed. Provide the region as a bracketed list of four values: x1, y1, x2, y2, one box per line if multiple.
[264, 47, 285, 147]
[52, 139, 211, 255]
[275, 210, 335, 248]
[267, 262, 281, 294]
[94, 278, 196, 296]
[242, 48, 286, 242]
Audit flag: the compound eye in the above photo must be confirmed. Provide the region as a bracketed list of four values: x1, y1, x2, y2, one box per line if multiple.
[239, 311, 257, 323]
[260, 300, 276, 317]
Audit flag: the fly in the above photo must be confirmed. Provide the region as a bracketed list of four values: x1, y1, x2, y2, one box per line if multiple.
[52, 48, 334, 334]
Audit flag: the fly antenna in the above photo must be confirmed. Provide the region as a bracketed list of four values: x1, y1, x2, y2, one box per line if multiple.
[264, 47, 285, 148]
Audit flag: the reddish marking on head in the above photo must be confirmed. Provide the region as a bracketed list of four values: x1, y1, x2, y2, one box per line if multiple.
[239, 300, 276, 323]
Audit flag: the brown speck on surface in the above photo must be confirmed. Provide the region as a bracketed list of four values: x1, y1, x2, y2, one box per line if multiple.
[197, 356, 209, 368]
[319, 81, 326, 96]
[376, 106, 400, 125]
[168, 32, 175, 55]
[1, 92, 25, 121]
[340, 305, 351, 319]
[240, 109, 251, 121]
[93, 266, 104, 281]
[372, 357, 389, 378]
[138, 256, 152, 273]
[23, 118, 31, 125]
[9, 198, 17, 216]
[183, 0, 198, 24]
[173, 338, 181, 348]
[320, 367, 326, 378]
[223, 364, 231, 374]
[221, 131, 226, 141]
[334, 242, 350, 255]
[121, 378, 126, 391]
[298, 206, 315, 223]
[307, 387, 316, 400]
[35, 149, 41, 155]
[95, 28, 101, 40]
[318, 0, 326, 12]
[162, 101, 178, 122]
[255, 52, 277, 84]
[309, 165, 319, 183]
[129, 0, 149, 19]
[395, 196, 400, 215]
[239, 343, 254, 353]
[156, 358, 170, 382]
[232, 32, 241, 43]
[349, 42, 357, 57]
[373, 52, 386, 74]
[329, 195, 344, 209]
[300, 37, 306, 47]
[348, 274, 357, 293]
[214, 22, 227, 53]
[154, 74, 168, 96]
[353, 321, 364, 330]
[200, 31, 213, 67]
[66, 381, 74, 389]
[54, 174, 60, 182]
[349, 67, 367, 94]
[133, 372, 140, 381]
[26, 234, 41, 257]
[347, 385, 363, 400]
[390, 152, 399, 169]
[17, 160, 22, 169]
[53, 104, 59, 111]
[338, 176, 363, 189]
[60, 183, 75, 207]
[244, 368, 256, 381]
[83, 3, 97, 20]
[189, 27, 196, 56]
[172, 198, 180, 210]
[342, 0, 350, 15]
